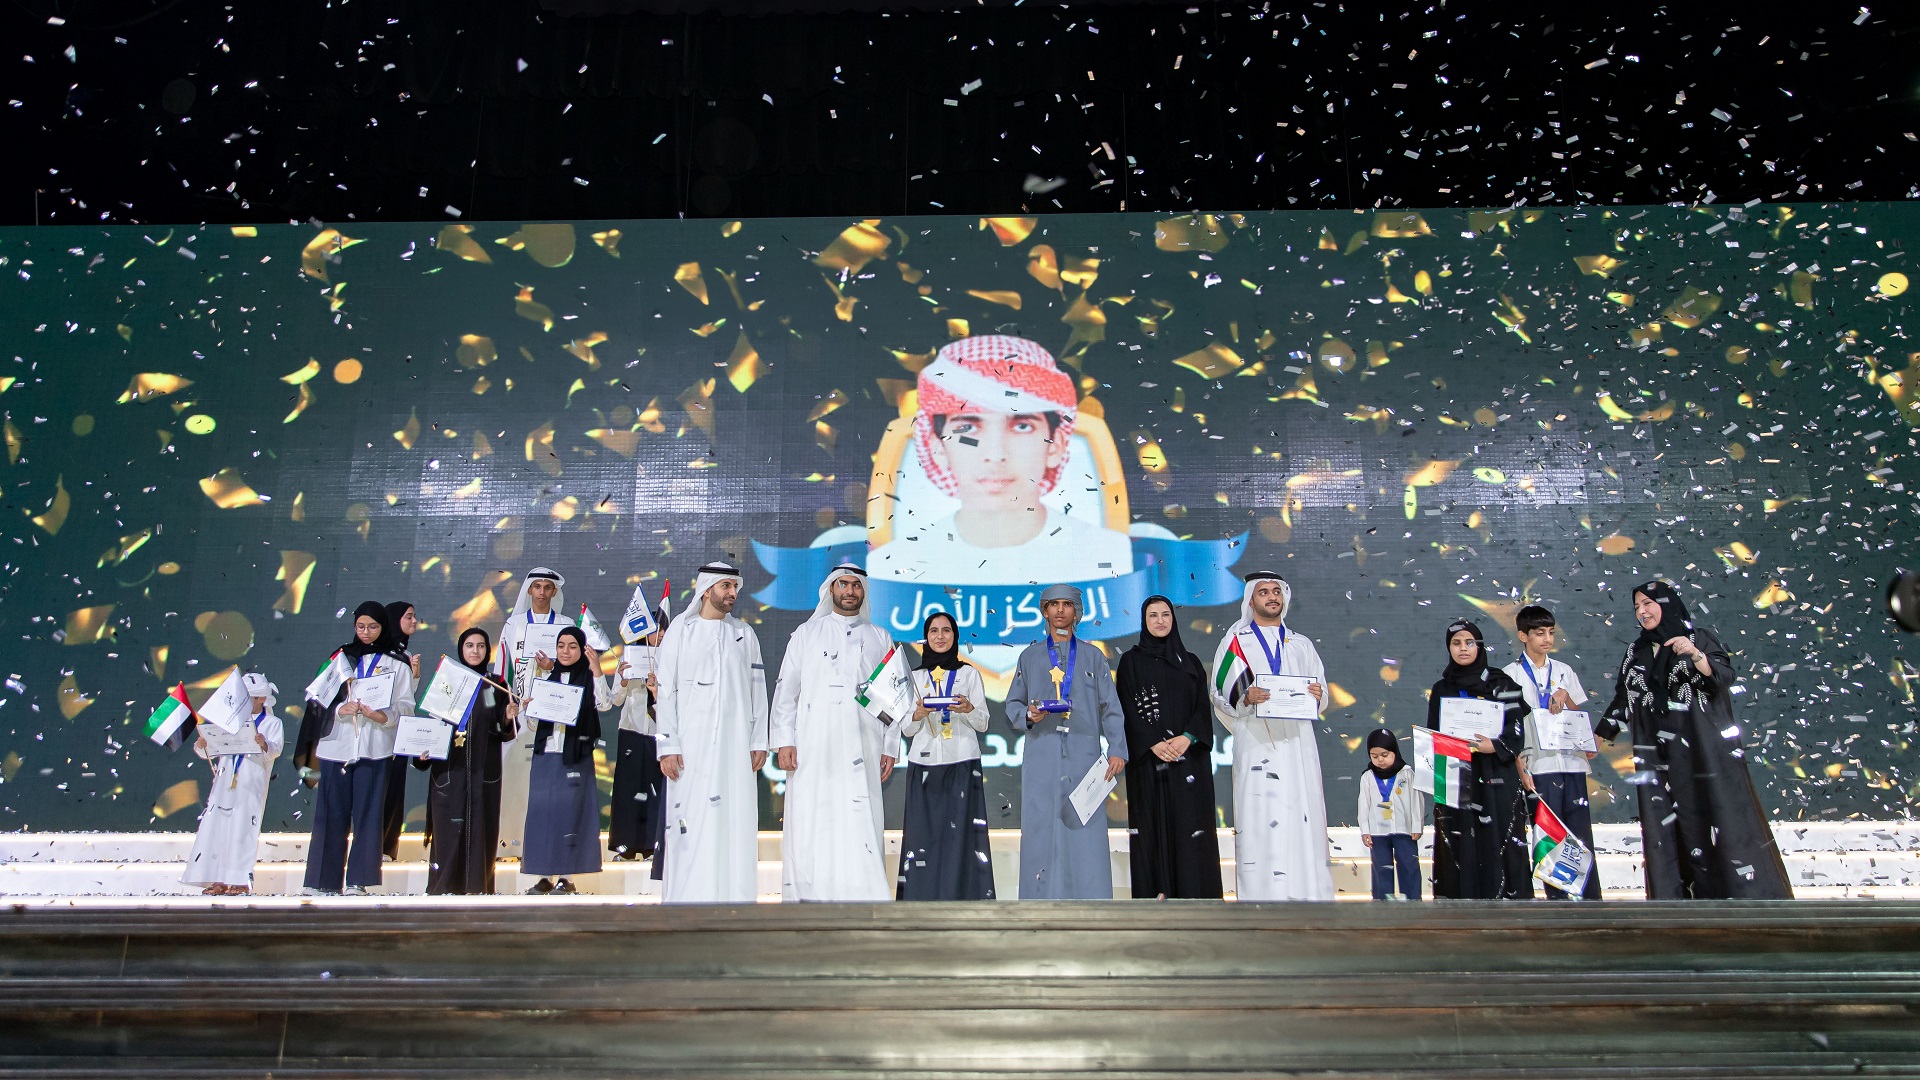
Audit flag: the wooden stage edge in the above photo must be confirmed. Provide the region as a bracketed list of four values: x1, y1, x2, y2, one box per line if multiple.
[1, 900, 1918, 1078]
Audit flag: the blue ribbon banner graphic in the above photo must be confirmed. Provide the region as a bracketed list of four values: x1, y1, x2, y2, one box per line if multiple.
[751, 534, 1247, 644]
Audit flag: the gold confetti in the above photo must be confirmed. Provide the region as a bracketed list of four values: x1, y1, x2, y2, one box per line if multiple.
[290, 492, 306, 522]
[300, 229, 364, 282]
[979, 217, 1038, 246]
[64, 604, 114, 645]
[565, 332, 608, 371]
[393, 409, 421, 449]
[591, 229, 623, 257]
[53, 674, 90, 719]
[1059, 294, 1106, 355]
[675, 262, 710, 305]
[636, 398, 667, 433]
[1027, 245, 1063, 289]
[806, 390, 849, 423]
[814, 421, 837, 454]
[1714, 542, 1758, 567]
[333, 358, 363, 384]
[1661, 286, 1721, 328]
[678, 380, 717, 435]
[152, 780, 200, 819]
[1404, 459, 1461, 488]
[281, 382, 314, 424]
[150, 646, 168, 682]
[1574, 255, 1620, 277]
[691, 321, 724, 338]
[497, 223, 576, 267]
[1753, 580, 1795, 608]
[947, 318, 971, 339]
[726, 332, 766, 393]
[281, 359, 321, 384]
[1472, 467, 1507, 484]
[1493, 294, 1532, 343]
[550, 496, 580, 522]
[1326, 683, 1357, 708]
[1786, 271, 1817, 308]
[156, 561, 180, 575]
[230, 226, 257, 238]
[587, 428, 640, 456]
[194, 610, 254, 660]
[1876, 272, 1908, 297]
[1153, 215, 1230, 253]
[116, 373, 193, 404]
[1317, 338, 1357, 373]
[1173, 343, 1242, 379]
[813, 221, 891, 272]
[1596, 534, 1636, 555]
[721, 221, 743, 238]
[2, 418, 18, 464]
[473, 431, 493, 460]
[199, 467, 265, 509]
[344, 502, 372, 540]
[525, 421, 561, 476]
[1412, 271, 1433, 295]
[1873, 354, 1920, 424]
[29, 475, 69, 535]
[97, 529, 151, 568]
[1131, 430, 1168, 472]
[436, 223, 492, 263]
[185, 414, 216, 435]
[272, 551, 316, 615]
[457, 335, 497, 368]
[450, 570, 514, 643]
[1370, 212, 1432, 237]
[966, 289, 1022, 310]
[515, 286, 555, 331]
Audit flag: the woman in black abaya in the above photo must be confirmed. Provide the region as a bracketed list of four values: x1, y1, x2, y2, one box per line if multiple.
[1599, 581, 1791, 899]
[413, 628, 516, 894]
[1116, 596, 1223, 899]
[1426, 619, 1532, 900]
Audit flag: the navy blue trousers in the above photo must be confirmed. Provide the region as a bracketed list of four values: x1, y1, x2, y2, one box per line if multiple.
[1534, 772, 1603, 900]
[304, 759, 389, 891]
[1369, 833, 1421, 900]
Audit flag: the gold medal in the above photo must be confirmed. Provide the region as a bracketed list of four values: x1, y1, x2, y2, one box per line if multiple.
[940, 721, 953, 740]
[454, 731, 467, 749]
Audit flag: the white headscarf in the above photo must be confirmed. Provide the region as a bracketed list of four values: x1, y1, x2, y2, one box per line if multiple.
[242, 672, 278, 713]
[1236, 572, 1291, 632]
[506, 566, 567, 621]
[812, 563, 870, 621]
[692, 561, 744, 616]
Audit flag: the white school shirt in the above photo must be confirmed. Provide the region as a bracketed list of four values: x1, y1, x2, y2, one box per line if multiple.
[609, 678, 655, 736]
[1501, 656, 1591, 776]
[313, 653, 414, 763]
[1356, 765, 1422, 837]
[898, 663, 990, 768]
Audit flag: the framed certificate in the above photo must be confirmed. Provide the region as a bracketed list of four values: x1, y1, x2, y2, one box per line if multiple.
[393, 714, 455, 760]
[348, 671, 395, 712]
[1438, 696, 1505, 742]
[525, 680, 585, 726]
[1254, 674, 1317, 720]
[200, 725, 264, 756]
[520, 622, 563, 660]
[1535, 709, 1598, 753]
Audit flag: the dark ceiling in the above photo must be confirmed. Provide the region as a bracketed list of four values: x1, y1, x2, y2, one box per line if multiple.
[3, 0, 1918, 225]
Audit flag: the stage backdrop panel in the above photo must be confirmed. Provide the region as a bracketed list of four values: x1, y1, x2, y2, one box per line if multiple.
[0, 208, 1915, 835]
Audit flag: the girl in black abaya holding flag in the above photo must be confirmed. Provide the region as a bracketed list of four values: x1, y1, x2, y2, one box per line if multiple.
[1116, 596, 1223, 899]
[1426, 619, 1532, 900]
[1599, 581, 1791, 899]
[413, 628, 517, 895]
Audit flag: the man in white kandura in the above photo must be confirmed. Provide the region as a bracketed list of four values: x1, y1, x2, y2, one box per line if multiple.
[495, 566, 576, 857]
[1209, 571, 1336, 902]
[770, 563, 899, 902]
[655, 562, 771, 904]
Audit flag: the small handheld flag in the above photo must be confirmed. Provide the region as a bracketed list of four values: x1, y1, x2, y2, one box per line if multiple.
[1212, 636, 1253, 707]
[144, 684, 198, 750]
[855, 644, 916, 726]
[578, 604, 613, 652]
[1412, 727, 1472, 809]
[619, 584, 657, 644]
[1531, 799, 1595, 896]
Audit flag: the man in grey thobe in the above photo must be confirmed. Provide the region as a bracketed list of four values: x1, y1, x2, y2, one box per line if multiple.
[1004, 583, 1128, 899]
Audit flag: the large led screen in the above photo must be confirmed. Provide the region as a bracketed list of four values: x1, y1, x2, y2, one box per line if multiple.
[0, 206, 1915, 835]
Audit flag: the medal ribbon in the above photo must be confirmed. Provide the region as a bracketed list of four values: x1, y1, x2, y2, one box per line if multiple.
[1045, 635, 1078, 707]
[1252, 625, 1286, 676]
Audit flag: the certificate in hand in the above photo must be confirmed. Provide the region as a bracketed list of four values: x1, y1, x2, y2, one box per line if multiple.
[1068, 757, 1117, 826]
[348, 671, 396, 712]
[393, 714, 455, 760]
[622, 645, 657, 673]
[1254, 674, 1317, 720]
[1536, 709, 1598, 753]
[200, 725, 264, 756]
[520, 622, 563, 661]
[1438, 696, 1505, 742]
[525, 680, 585, 726]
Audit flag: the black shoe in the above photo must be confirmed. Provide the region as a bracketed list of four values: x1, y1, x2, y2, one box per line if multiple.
[552, 878, 578, 895]
[525, 878, 554, 895]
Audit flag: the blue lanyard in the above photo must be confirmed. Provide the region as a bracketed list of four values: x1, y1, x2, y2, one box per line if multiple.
[1373, 773, 1395, 801]
[1518, 656, 1553, 710]
[1252, 625, 1286, 676]
[1045, 635, 1078, 702]
[228, 711, 265, 772]
[927, 668, 956, 724]
[355, 654, 379, 680]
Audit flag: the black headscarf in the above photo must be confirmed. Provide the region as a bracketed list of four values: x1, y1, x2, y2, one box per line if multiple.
[917, 611, 961, 672]
[1437, 618, 1488, 694]
[537, 626, 602, 765]
[1365, 727, 1404, 779]
[456, 627, 492, 676]
[385, 601, 416, 658]
[1131, 595, 1192, 667]
[341, 601, 391, 660]
[1633, 580, 1695, 684]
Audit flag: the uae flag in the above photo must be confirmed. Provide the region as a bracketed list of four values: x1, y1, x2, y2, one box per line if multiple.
[1212, 636, 1253, 707]
[1412, 727, 1472, 808]
[144, 683, 198, 750]
[578, 603, 613, 651]
[1531, 799, 1595, 896]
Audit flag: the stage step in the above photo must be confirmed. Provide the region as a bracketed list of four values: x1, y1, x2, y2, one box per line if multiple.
[0, 901, 1916, 1076]
[4, 824, 1918, 900]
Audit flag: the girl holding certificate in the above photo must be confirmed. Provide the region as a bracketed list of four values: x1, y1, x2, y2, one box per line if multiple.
[414, 628, 518, 895]
[182, 674, 282, 896]
[1425, 619, 1531, 900]
[303, 601, 415, 896]
[896, 612, 995, 901]
[379, 600, 423, 862]
[522, 626, 608, 895]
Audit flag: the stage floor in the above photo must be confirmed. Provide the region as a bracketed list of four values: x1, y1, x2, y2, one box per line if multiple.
[4, 821, 1918, 902]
